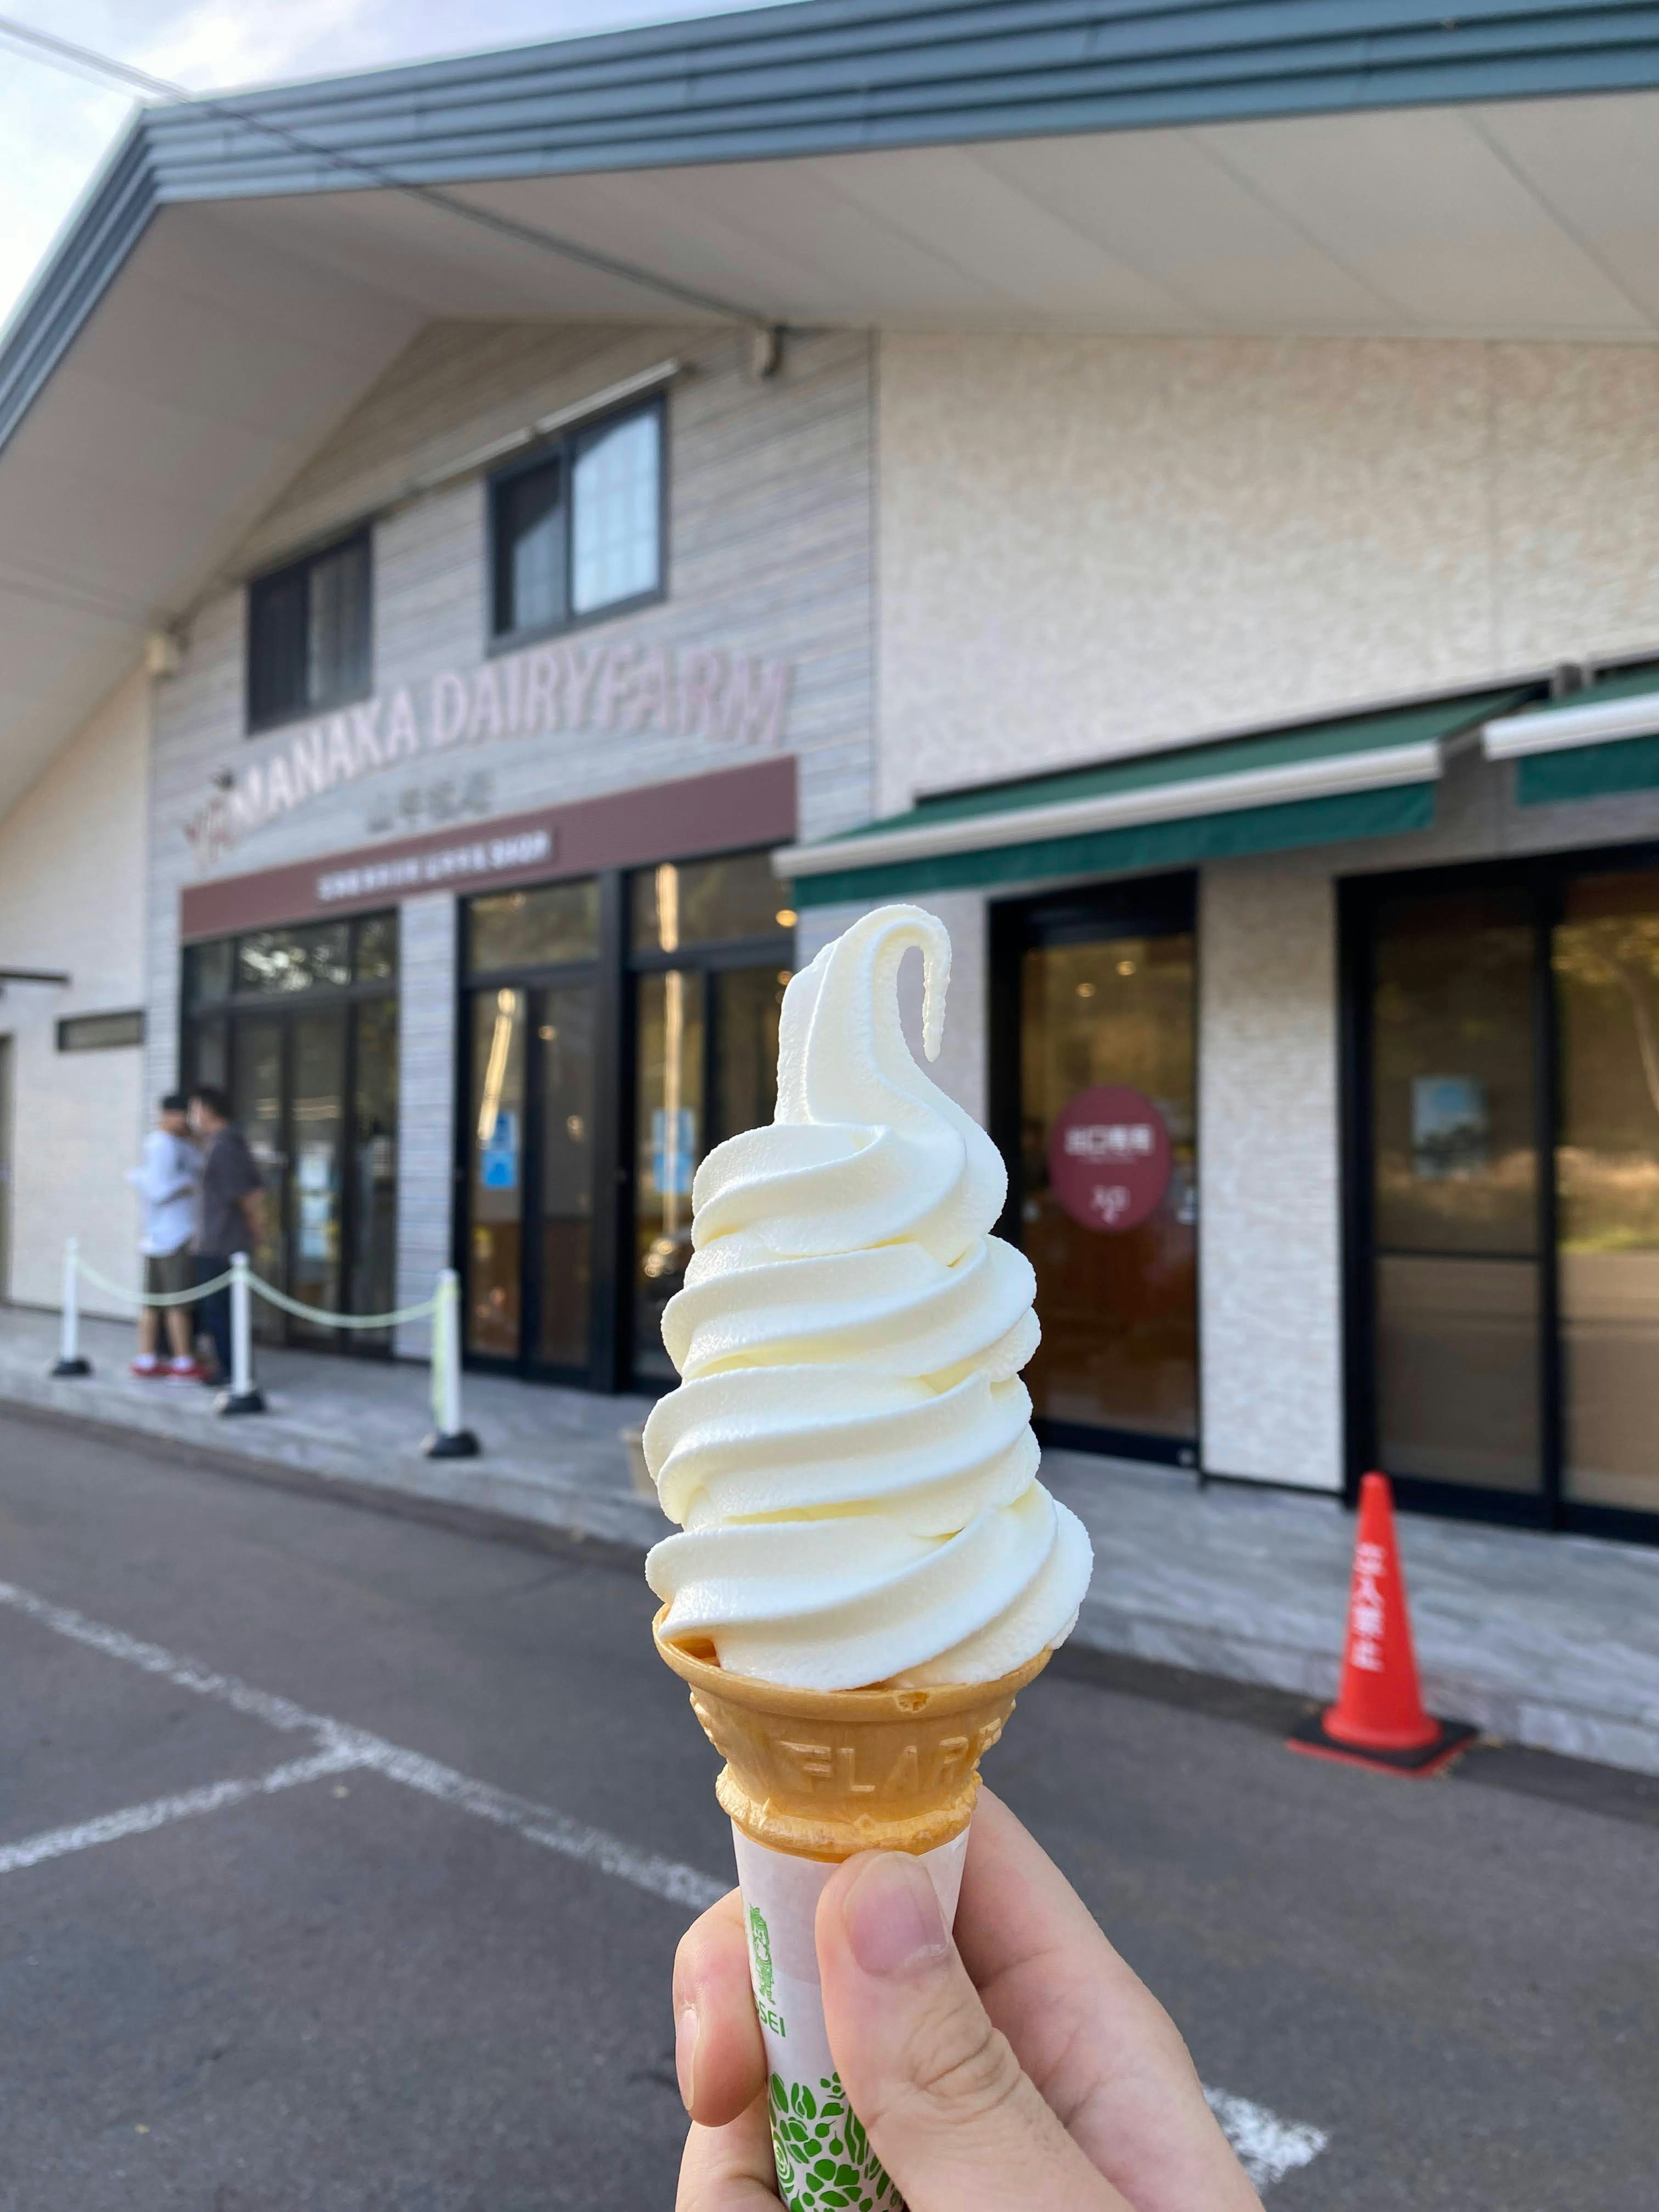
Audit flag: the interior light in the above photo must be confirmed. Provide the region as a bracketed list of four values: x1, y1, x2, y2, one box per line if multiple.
[1076, 981, 1096, 999]
[775, 909, 798, 928]
[1117, 959, 1135, 976]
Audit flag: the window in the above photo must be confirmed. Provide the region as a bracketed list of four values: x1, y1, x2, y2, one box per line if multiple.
[468, 880, 601, 975]
[57, 1010, 143, 1052]
[247, 532, 372, 734]
[490, 400, 664, 643]
[184, 915, 397, 1010]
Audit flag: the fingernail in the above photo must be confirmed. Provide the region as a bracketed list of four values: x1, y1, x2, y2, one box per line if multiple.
[674, 2004, 697, 2111]
[842, 1853, 949, 1978]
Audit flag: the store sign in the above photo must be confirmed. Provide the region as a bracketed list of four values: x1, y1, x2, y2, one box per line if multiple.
[183, 637, 792, 868]
[178, 755, 797, 941]
[1048, 1086, 1172, 1233]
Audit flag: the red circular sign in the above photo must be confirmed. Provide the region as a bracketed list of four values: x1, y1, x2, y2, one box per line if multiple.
[1047, 1086, 1172, 1234]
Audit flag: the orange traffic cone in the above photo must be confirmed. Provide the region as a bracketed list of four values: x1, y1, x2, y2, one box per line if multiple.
[1287, 1473, 1477, 1777]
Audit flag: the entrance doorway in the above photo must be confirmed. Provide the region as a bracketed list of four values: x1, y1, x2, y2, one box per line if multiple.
[181, 914, 400, 1351]
[991, 876, 1198, 1462]
[459, 850, 792, 1391]
[1345, 851, 1659, 1537]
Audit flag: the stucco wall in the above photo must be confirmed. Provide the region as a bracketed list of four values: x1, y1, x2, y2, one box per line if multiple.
[877, 333, 1659, 811]
[0, 668, 149, 1311]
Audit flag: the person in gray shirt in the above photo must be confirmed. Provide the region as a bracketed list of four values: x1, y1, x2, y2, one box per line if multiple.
[188, 1085, 267, 1385]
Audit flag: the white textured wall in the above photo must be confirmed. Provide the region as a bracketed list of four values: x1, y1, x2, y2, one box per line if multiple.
[1198, 864, 1342, 1491]
[877, 333, 1659, 811]
[0, 669, 149, 1310]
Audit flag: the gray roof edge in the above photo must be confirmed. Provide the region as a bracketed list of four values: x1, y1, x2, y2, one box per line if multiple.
[0, 118, 156, 458]
[7, 0, 1659, 458]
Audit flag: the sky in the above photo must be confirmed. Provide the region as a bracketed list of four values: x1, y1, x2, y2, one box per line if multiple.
[0, 0, 772, 329]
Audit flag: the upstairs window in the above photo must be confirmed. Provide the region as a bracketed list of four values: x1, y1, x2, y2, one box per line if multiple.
[247, 532, 372, 734]
[490, 399, 664, 644]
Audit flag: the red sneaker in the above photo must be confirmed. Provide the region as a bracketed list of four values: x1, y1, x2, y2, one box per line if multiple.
[164, 1360, 207, 1384]
[130, 1357, 162, 1379]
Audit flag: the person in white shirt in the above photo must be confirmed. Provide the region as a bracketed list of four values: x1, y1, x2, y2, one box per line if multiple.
[126, 1093, 203, 1381]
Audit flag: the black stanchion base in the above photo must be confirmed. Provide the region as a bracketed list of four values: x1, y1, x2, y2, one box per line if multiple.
[51, 1357, 92, 1378]
[216, 1387, 267, 1417]
[424, 1428, 480, 1459]
[1286, 1710, 1479, 1778]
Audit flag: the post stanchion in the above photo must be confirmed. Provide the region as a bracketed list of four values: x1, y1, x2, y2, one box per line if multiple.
[423, 1268, 479, 1459]
[51, 1237, 92, 1377]
[217, 1251, 266, 1416]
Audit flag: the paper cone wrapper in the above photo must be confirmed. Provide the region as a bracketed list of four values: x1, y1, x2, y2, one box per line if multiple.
[654, 1615, 1052, 2212]
[731, 1821, 965, 2212]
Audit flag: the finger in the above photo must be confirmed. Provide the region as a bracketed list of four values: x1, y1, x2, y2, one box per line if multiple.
[675, 2091, 782, 2212]
[962, 1792, 1261, 2212]
[816, 1849, 1131, 2212]
[673, 1890, 768, 2129]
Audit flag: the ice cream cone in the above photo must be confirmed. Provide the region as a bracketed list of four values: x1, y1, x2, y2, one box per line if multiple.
[653, 1609, 1051, 1860]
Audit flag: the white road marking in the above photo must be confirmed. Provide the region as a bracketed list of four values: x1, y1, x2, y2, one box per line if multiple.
[0, 1578, 724, 1910]
[0, 1747, 360, 1875]
[1205, 2087, 1329, 2190]
[0, 1579, 1327, 2186]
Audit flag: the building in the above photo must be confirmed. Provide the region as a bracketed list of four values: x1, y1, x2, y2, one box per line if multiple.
[3, 2, 1658, 1542]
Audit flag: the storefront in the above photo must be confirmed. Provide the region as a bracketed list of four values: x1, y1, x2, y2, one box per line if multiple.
[784, 672, 1659, 1541]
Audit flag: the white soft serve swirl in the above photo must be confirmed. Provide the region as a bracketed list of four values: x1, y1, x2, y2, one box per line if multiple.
[644, 903, 1093, 1691]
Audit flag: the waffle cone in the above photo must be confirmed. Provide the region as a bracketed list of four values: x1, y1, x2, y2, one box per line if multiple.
[653, 1608, 1051, 1859]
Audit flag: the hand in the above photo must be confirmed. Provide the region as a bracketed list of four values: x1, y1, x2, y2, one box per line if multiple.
[672, 1787, 1260, 2212]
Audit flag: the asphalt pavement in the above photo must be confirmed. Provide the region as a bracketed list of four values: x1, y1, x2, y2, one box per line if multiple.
[0, 1407, 1653, 2211]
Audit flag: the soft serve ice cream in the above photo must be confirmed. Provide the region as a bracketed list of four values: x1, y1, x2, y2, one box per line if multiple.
[645, 904, 1092, 1692]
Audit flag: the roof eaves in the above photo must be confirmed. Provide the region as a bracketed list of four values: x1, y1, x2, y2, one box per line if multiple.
[0, 116, 158, 457]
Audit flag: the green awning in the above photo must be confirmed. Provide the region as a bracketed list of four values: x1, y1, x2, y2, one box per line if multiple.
[1482, 663, 1659, 808]
[780, 687, 1537, 908]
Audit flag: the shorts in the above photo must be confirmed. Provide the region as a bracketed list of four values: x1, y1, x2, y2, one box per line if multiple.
[143, 1249, 194, 1300]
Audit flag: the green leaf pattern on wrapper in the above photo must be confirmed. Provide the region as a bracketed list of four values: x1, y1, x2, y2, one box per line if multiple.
[768, 2072, 903, 2212]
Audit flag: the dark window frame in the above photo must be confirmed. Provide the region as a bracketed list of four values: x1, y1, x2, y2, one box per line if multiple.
[486, 395, 668, 653]
[57, 1010, 144, 1052]
[246, 529, 374, 738]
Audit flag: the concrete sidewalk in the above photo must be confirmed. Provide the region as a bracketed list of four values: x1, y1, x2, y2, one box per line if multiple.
[3, 1305, 1656, 1778]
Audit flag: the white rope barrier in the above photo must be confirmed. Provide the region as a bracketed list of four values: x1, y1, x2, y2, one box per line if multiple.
[52, 1238, 479, 1459]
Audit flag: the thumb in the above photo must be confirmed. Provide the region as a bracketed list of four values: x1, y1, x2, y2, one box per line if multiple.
[816, 1852, 1130, 2212]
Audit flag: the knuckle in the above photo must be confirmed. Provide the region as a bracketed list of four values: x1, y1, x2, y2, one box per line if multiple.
[903, 1998, 1024, 2130]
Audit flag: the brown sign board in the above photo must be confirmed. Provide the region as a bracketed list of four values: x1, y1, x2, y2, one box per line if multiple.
[179, 756, 798, 941]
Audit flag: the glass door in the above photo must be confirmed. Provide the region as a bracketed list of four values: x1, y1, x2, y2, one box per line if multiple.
[1366, 888, 1544, 1495]
[533, 979, 596, 1371]
[1350, 857, 1659, 1536]
[465, 986, 528, 1360]
[628, 852, 793, 1387]
[184, 914, 399, 1356]
[288, 1011, 347, 1343]
[1554, 869, 1659, 1513]
[233, 1017, 287, 1347]
[460, 878, 600, 1378]
[995, 880, 1199, 1462]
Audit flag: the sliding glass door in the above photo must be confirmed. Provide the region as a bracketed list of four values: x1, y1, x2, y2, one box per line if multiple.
[1348, 852, 1659, 1535]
